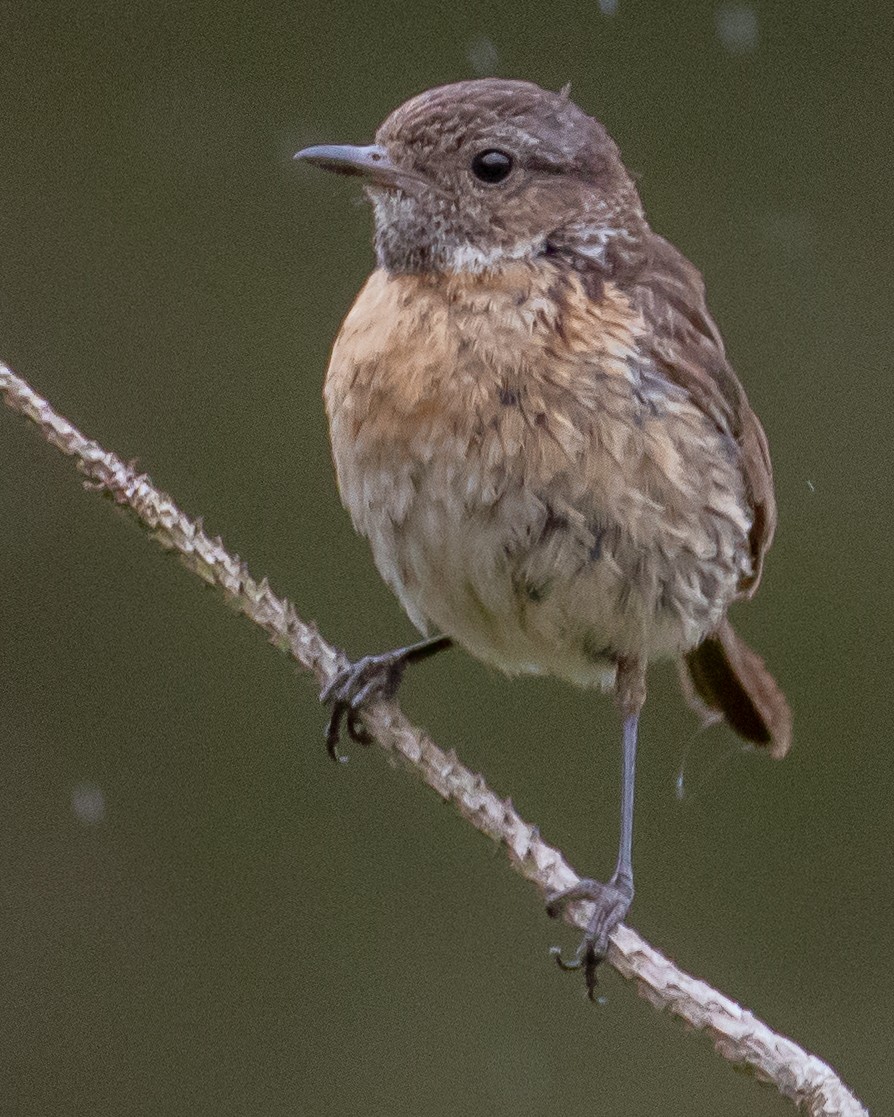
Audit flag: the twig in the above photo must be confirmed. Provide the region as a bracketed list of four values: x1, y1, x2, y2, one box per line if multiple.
[0, 362, 867, 1117]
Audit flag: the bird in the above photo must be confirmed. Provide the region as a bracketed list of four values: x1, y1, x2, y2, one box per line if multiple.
[294, 78, 792, 995]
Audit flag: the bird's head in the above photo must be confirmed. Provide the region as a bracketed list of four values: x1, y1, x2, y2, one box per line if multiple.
[295, 79, 646, 275]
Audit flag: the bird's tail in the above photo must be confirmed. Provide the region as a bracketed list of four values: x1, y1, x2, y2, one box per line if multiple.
[680, 619, 792, 758]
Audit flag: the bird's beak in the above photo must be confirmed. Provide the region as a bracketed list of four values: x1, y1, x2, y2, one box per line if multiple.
[293, 143, 414, 190]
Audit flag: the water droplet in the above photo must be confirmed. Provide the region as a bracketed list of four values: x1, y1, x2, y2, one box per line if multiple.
[71, 782, 106, 825]
[716, 3, 758, 53]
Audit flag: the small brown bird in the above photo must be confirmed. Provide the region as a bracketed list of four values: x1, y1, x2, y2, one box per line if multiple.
[295, 79, 791, 993]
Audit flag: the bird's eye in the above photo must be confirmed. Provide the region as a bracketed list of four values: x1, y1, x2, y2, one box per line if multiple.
[470, 150, 513, 184]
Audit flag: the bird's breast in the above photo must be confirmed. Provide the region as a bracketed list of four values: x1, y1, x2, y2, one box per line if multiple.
[324, 263, 752, 684]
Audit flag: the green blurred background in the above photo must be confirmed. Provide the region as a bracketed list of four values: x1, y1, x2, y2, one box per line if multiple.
[1, 2, 891, 1113]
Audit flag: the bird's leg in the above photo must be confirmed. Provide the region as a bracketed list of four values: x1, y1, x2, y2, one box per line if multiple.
[321, 635, 453, 761]
[547, 657, 645, 998]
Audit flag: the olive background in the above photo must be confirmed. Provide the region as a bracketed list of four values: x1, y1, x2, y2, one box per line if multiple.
[1, 3, 891, 1114]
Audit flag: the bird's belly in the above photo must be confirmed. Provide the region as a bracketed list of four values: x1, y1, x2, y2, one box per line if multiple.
[376, 467, 618, 686]
[356, 449, 744, 690]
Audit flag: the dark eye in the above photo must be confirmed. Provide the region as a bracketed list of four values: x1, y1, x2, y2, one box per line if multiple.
[470, 150, 513, 184]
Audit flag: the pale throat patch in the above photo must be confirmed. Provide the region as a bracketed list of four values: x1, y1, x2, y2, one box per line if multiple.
[371, 186, 630, 275]
[440, 222, 630, 274]
[441, 236, 547, 274]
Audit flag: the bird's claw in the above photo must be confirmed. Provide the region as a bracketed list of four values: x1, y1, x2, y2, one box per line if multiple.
[321, 651, 407, 761]
[550, 940, 603, 999]
[549, 941, 585, 971]
[547, 875, 633, 1000]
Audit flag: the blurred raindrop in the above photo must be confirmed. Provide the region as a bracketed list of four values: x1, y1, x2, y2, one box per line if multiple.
[466, 36, 499, 77]
[715, 3, 759, 53]
[598, 0, 618, 15]
[71, 782, 106, 825]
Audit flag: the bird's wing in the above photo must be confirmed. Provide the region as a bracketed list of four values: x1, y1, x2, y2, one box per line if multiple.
[625, 233, 777, 597]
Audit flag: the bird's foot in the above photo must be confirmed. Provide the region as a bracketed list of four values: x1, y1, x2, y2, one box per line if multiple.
[320, 636, 452, 762]
[546, 874, 633, 1000]
[321, 650, 409, 760]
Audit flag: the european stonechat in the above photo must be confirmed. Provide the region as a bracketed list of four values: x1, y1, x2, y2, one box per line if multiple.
[295, 79, 791, 995]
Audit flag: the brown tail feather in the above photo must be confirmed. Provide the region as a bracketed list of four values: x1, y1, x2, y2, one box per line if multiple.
[681, 619, 792, 758]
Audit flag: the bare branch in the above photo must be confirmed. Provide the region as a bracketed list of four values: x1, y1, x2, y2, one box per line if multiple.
[0, 362, 867, 1117]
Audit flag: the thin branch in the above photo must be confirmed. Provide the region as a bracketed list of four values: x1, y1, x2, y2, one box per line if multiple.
[0, 362, 866, 1117]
